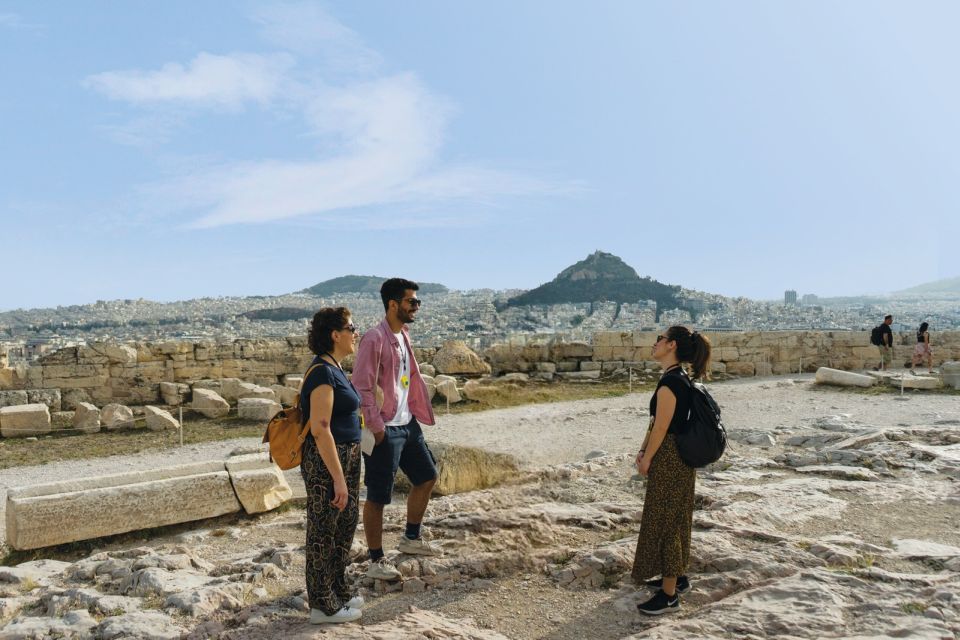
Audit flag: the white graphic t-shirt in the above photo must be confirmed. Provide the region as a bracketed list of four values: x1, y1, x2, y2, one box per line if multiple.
[386, 332, 412, 426]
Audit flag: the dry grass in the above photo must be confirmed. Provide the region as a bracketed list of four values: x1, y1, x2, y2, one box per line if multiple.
[443, 380, 655, 414]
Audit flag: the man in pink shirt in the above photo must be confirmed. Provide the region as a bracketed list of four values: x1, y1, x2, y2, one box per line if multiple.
[352, 278, 440, 580]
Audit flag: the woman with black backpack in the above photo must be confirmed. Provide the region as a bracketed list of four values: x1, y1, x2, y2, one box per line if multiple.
[631, 325, 712, 616]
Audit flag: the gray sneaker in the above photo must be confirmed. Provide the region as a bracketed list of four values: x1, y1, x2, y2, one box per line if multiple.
[397, 535, 442, 556]
[366, 557, 402, 581]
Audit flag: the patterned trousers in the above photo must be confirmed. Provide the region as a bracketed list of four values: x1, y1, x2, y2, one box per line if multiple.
[300, 438, 361, 615]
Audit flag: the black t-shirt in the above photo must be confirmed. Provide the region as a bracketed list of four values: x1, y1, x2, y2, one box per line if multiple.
[300, 358, 361, 444]
[879, 323, 893, 346]
[649, 367, 693, 435]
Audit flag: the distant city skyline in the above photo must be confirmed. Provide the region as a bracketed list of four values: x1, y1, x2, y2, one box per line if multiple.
[3, 1, 959, 310]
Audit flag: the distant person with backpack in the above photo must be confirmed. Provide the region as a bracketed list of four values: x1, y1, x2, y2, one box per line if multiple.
[300, 307, 363, 624]
[872, 315, 894, 371]
[632, 326, 712, 616]
[912, 322, 933, 374]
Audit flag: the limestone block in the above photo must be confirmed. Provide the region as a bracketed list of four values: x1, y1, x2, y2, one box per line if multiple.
[725, 362, 756, 377]
[84, 343, 138, 365]
[192, 389, 230, 418]
[0, 404, 52, 437]
[235, 382, 276, 402]
[72, 402, 101, 434]
[501, 373, 530, 383]
[432, 341, 491, 376]
[711, 361, 727, 375]
[435, 379, 462, 403]
[898, 375, 942, 390]
[26, 388, 62, 412]
[192, 379, 222, 394]
[462, 380, 500, 402]
[145, 406, 180, 431]
[283, 375, 303, 389]
[224, 453, 293, 514]
[419, 363, 436, 377]
[555, 361, 578, 373]
[632, 331, 657, 347]
[551, 341, 592, 360]
[237, 398, 281, 421]
[591, 346, 615, 361]
[755, 362, 773, 377]
[942, 362, 960, 390]
[814, 367, 876, 388]
[101, 403, 135, 430]
[218, 378, 246, 403]
[557, 370, 601, 380]
[0, 390, 28, 408]
[425, 381, 437, 401]
[536, 362, 557, 373]
[579, 361, 602, 372]
[269, 384, 297, 406]
[160, 381, 190, 406]
[5, 461, 242, 550]
[600, 361, 624, 373]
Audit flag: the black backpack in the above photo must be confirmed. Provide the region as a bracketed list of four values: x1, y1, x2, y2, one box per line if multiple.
[870, 325, 883, 346]
[673, 372, 727, 468]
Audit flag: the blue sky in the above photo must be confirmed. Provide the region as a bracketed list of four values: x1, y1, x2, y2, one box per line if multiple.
[2, 1, 958, 310]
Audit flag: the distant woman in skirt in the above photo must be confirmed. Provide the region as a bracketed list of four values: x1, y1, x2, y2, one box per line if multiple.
[301, 307, 363, 624]
[911, 322, 933, 374]
[632, 326, 712, 615]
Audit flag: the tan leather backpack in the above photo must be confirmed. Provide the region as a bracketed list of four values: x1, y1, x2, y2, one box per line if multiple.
[262, 363, 321, 470]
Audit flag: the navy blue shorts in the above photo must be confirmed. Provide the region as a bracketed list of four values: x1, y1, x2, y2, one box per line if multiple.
[363, 418, 437, 505]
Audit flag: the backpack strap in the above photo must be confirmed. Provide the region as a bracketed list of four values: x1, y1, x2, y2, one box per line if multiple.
[296, 362, 325, 409]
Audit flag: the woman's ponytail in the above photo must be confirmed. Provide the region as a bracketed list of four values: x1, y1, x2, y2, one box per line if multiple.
[667, 326, 713, 380]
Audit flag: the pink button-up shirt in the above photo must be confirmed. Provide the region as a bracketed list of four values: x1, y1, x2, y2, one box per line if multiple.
[352, 318, 435, 434]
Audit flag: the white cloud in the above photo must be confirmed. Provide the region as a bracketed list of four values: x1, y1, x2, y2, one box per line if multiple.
[88, 5, 569, 229]
[84, 52, 295, 108]
[251, 2, 382, 72]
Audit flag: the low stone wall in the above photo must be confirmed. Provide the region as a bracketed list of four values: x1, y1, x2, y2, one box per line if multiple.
[486, 330, 960, 377]
[0, 332, 958, 413]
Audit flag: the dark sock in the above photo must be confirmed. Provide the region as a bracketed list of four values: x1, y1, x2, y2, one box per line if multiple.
[404, 522, 421, 540]
[368, 547, 384, 562]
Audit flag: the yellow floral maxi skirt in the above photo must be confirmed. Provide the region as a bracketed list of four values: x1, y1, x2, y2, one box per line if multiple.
[631, 433, 696, 582]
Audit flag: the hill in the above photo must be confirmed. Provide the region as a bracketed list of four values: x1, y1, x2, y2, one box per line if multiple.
[299, 275, 448, 296]
[893, 275, 960, 297]
[500, 251, 684, 313]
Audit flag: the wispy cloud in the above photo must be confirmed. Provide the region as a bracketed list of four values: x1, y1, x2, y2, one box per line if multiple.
[87, 3, 569, 229]
[0, 12, 42, 30]
[250, 2, 382, 73]
[85, 52, 295, 108]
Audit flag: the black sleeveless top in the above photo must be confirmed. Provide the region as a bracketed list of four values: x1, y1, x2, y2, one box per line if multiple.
[649, 367, 693, 435]
[917, 331, 927, 344]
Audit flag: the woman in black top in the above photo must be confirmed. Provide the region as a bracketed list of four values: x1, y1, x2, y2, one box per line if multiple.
[301, 307, 364, 624]
[911, 322, 933, 374]
[632, 325, 712, 616]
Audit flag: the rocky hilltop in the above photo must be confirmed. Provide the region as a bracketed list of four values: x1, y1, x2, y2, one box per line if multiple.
[501, 251, 684, 315]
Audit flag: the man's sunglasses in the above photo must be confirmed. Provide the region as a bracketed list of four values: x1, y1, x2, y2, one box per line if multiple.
[402, 298, 422, 307]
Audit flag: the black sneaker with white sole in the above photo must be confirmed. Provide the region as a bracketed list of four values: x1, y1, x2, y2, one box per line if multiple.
[644, 575, 691, 594]
[637, 589, 680, 616]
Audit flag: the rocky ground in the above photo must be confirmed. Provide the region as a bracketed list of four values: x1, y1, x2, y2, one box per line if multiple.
[1, 375, 959, 639]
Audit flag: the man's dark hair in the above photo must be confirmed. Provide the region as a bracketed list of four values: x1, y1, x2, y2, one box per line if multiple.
[380, 278, 419, 311]
[884, 314, 893, 321]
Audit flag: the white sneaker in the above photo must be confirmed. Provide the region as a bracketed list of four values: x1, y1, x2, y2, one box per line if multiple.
[310, 606, 362, 624]
[345, 595, 364, 608]
[397, 535, 442, 556]
[366, 557, 402, 580]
